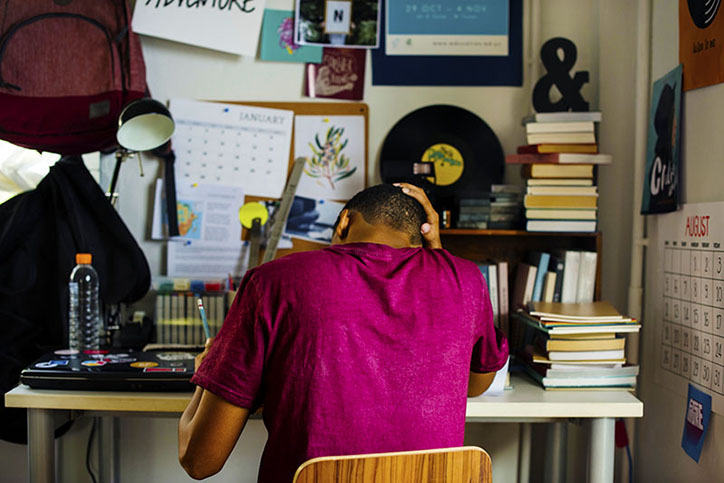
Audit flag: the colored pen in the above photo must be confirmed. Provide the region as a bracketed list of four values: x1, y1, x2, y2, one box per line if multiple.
[197, 298, 211, 340]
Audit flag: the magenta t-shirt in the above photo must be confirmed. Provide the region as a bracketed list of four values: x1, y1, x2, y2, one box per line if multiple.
[191, 242, 508, 482]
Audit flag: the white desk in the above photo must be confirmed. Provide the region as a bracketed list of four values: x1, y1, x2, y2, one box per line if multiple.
[5, 375, 642, 483]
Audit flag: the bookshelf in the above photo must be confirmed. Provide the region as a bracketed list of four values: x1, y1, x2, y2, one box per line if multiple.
[440, 230, 602, 300]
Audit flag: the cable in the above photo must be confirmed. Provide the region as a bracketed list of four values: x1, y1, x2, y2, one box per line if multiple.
[86, 418, 98, 483]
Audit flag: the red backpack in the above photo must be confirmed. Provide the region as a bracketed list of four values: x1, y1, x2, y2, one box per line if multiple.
[0, 0, 146, 154]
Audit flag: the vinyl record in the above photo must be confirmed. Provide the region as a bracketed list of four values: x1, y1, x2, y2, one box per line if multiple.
[380, 105, 504, 202]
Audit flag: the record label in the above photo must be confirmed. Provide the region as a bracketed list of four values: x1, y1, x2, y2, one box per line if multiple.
[420, 143, 464, 186]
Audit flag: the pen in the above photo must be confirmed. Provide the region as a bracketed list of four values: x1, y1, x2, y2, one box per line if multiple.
[197, 297, 211, 340]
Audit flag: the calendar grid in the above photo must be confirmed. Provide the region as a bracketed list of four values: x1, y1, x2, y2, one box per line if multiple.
[661, 243, 724, 394]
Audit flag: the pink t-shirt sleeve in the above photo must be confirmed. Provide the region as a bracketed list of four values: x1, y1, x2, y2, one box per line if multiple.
[190, 272, 266, 410]
[470, 271, 509, 374]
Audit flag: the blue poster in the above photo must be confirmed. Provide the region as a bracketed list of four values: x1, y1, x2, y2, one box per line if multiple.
[641, 64, 682, 214]
[259, 9, 323, 64]
[682, 383, 712, 462]
[371, 0, 522, 86]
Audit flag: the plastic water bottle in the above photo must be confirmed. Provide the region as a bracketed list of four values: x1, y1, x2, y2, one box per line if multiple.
[68, 253, 101, 352]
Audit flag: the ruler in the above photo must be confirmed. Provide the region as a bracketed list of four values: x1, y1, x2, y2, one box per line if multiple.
[261, 157, 306, 264]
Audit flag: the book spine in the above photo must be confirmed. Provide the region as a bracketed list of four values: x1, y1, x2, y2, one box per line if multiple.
[576, 251, 598, 302]
[561, 251, 581, 303]
[552, 257, 565, 303]
[487, 264, 499, 328]
[531, 252, 550, 302]
[497, 261, 509, 337]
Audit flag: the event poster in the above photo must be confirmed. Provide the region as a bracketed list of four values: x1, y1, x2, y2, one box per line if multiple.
[295, 0, 380, 48]
[132, 0, 266, 56]
[371, 0, 522, 86]
[679, 0, 724, 91]
[386, 0, 509, 56]
[294, 115, 365, 200]
[305, 48, 366, 100]
[641, 65, 682, 215]
[259, 9, 323, 63]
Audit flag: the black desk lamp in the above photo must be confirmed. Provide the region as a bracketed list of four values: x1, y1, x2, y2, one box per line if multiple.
[108, 98, 175, 206]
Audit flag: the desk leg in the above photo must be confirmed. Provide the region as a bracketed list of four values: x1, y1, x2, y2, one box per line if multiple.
[27, 408, 55, 483]
[98, 416, 121, 483]
[544, 421, 567, 483]
[518, 423, 532, 483]
[588, 418, 615, 483]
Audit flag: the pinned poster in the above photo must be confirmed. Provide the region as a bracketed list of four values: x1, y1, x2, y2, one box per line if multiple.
[132, 0, 266, 56]
[682, 384, 712, 462]
[641, 65, 682, 215]
[679, 0, 724, 90]
[305, 48, 366, 100]
[295, 0, 380, 48]
[260, 9, 323, 63]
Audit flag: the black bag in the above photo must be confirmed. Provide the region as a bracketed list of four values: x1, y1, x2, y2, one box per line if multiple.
[0, 156, 150, 443]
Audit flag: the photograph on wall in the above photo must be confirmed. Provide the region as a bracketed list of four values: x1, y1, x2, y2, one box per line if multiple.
[305, 48, 366, 100]
[385, 0, 509, 56]
[371, 0, 522, 86]
[295, 0, 380, 48]
[679, 0, 724, 91]
[132, 0, 266, 56]
[260, 9, 323, 63]
[294, 115, 365, 200]
[641, 64, 682, 215]
[283, 196, 345, 244]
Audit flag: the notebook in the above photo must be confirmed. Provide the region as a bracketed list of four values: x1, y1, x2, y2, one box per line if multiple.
[20, 348, 198, 391]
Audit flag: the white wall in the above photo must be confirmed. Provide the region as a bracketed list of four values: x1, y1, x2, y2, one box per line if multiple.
[0, 1, 642, 481]
[636, 1, 724, 481]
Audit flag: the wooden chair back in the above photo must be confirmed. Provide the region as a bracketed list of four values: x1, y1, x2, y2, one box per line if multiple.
[292, 446, 492, 483]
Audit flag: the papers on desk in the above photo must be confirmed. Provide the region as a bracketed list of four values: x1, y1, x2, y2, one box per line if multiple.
[481, 357, 510, 396]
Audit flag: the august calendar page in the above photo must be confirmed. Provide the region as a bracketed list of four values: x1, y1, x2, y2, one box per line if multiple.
[657, 201, 724, 415]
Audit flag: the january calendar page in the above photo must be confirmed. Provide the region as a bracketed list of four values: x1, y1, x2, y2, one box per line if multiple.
[657, 201, 724, 415]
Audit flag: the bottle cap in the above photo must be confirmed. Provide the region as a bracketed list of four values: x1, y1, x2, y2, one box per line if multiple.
[76, 253, 92, 264]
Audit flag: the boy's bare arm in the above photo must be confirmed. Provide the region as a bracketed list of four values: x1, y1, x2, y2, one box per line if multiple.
[468, 371, 496, 397]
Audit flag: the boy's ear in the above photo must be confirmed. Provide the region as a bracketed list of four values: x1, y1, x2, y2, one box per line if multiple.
[334, 209, 351, 240]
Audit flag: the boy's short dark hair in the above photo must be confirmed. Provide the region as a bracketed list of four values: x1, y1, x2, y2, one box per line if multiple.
[337, 184, 426, 245]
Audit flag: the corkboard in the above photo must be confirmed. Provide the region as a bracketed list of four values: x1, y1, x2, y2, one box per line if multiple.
[217, 101, 369, 257]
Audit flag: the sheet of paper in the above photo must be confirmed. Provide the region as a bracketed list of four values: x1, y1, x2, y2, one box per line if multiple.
[295, 0, 380, 48]
[171, 99, 293, 198]
[283, 196, 344, 245]
[132, 0, 266, 56]
[481, 356, 510, 396]
[294, 115, 365, 200]
[168, 240, 250, 279]
[151, 180, 244, 243]
[260, 9, 323, 63]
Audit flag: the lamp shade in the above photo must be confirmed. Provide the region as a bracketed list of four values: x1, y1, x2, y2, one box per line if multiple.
[116, 98, 175, 151]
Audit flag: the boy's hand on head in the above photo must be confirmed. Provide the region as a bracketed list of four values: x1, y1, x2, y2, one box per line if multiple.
[195, 337, 214, 372]
[394, 183, 442, 249]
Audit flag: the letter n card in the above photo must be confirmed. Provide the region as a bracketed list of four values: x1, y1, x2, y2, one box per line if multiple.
[682, 383, 712, 462]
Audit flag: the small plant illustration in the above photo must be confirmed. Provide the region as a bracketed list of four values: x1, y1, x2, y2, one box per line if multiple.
[304, 126, 357, 190]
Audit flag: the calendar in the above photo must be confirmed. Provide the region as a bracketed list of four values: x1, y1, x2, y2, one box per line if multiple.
[658, 201, 724, 414]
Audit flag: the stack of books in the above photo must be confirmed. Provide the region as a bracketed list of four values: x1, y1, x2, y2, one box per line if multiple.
[456, 185, 524, 229]
[506, 111, 612, 233]
[514, 301, 641, 390]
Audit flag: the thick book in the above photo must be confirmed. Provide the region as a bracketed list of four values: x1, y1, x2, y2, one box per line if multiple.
[527, 132, 597, 145]
[527, 186, 598, 196]
[545, 365, 639, 377]
[544, 337, 625, 352]
[515, 312, 641, 335]
[542, 271, 557, 303]
[527, 178, 594, 186]
[559, 251, 581, 303]
[507, 153, 612, 165]
[525, 121, 595, 134]
[527, 252, 551, 302]
[518, 143, 598, 154]
[524, 194, 598, 209]
[526, 220, 597, 233]
[522, 111, 602, 123]
[547, 349, 626, 361]
[527, 369, 636, 389]
[526, 208, 598, 220]
[511, 263, 537, 311]
[521, 164, 594, 179]
[576, 251, 598, 302]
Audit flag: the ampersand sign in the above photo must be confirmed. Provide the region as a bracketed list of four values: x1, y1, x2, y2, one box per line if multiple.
[533, 37, 589, 112]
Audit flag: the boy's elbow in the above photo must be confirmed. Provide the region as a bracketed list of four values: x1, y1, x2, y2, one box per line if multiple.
[180, 451, 222, 480]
